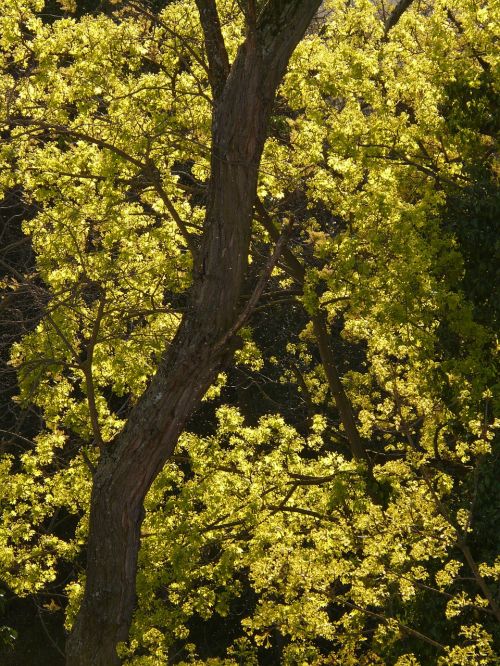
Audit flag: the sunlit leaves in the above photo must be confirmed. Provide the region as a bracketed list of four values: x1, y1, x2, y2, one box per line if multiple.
[0, 0, 498, 662]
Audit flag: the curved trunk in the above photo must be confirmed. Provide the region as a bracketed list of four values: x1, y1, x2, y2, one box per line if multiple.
[65, 329, 235, 665]
[66, 2, 322, 664]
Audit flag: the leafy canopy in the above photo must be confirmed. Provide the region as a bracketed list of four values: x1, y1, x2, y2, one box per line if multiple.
[0, 0, 498, 663]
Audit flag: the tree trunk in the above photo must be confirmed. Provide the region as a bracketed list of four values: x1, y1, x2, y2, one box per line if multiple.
[66, 2, 321, 663]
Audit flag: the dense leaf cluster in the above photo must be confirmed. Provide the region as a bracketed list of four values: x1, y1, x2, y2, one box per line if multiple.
[0, 0, 498, 663]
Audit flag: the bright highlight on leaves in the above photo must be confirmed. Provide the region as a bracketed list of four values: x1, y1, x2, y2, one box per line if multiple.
[0, 0, 498, 663]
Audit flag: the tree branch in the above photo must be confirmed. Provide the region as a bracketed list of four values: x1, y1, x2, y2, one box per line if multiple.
[7, 117, 146, 170]
[341, 600, 445, 651]
[266, 504, 335, 521]
[81, 295, 106, 449]
[195, 0, 230, 100]
[257, 0, 323, 96]
[312, 313, 369, 462]
[384, 0, 415, 36]
[214, 220, 293, 352]
[255, 199, 368, 463]
[6, 117, 196, 252]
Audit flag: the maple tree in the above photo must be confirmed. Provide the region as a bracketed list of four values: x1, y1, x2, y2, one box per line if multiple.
[0, 0, 498, 664]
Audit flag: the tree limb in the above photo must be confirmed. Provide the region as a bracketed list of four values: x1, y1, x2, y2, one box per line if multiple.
[384, 0, 415, 36]
[341, 600, 445, 651]
[195, 0, 230, 100]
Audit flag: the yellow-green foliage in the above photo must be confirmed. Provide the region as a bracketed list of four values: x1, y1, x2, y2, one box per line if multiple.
[0, 0, 498, 663]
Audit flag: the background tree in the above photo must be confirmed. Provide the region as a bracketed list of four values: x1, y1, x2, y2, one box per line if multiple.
[0, 0, 498, 664]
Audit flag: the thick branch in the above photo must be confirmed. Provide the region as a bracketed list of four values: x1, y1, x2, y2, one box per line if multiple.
[6, 117, 146, 170]
[256, 0, 322, 97]
[195, 0, 230, 100]
[384, 0, 415, 35]
[312, 313, 369, 462]
[81, 295, 106, 449]
[256, 199, 368, 462]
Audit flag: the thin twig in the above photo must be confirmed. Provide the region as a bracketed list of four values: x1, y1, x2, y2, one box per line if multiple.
[341, 600, 445, 651]
[214, 220, 294, 352]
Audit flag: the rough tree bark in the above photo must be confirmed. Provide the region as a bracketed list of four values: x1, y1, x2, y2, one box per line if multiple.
[65, 1, 322, 664]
